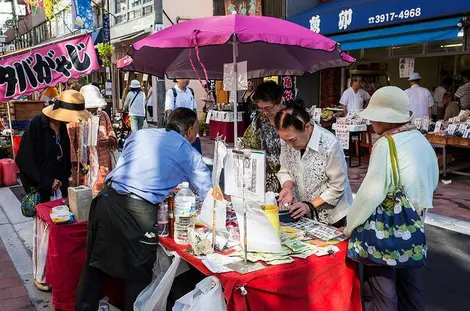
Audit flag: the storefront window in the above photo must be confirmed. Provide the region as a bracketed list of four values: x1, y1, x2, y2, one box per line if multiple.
[115, 0, 127, 14]
[391, 44, 423, 56]
[426, 39, 464, 54]
[142, 4, 153, 16]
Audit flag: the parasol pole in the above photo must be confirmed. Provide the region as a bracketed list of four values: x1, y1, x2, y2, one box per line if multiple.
[232, 35, 239, 143]
[7, 101, 15, 158]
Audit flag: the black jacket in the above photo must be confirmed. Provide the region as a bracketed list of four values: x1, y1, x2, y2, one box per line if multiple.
[16, 113, 71, 198]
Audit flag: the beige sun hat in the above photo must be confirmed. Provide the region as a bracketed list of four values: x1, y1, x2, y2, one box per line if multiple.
[42, 90, 90, 123]
[80, 84, 107, 109]
[358, 86, 413, 123]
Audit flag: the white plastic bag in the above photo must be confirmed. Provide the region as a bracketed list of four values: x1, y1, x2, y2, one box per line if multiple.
[172, 276, 226, 311]
[50, 189, 62, 201]
[134, 252, 182, 311]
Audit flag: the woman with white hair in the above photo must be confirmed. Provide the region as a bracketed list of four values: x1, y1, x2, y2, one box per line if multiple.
[68, 84, 117, 196]
[345, 86, 439, 311]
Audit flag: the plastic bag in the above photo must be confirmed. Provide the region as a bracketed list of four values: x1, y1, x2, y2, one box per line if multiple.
[172, 276, 226, 311]
[99, 297, 121, 311]
[134, 252, 182, 311]
[50, 189, 62, 201]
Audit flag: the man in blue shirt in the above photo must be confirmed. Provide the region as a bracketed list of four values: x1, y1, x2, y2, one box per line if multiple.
[76, 108, 212, 311]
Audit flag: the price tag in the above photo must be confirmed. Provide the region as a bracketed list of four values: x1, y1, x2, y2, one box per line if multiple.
[313, 108, 322, 123]
[434, 121, 442, 133]
[464, 129, 470, 139]
[422, 116, 430, 132]
[458, 124, 467, 134]
[414, 118, 422, 130]
[335, 123, 350, 150]
[447, 124, 458, 136]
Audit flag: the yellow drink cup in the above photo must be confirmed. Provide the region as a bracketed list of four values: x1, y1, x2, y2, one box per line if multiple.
[261, 204, 280, 234]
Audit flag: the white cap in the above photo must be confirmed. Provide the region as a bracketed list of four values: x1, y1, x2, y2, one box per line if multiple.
[408, 72, 422, 81]
[181, 182, 189, 188]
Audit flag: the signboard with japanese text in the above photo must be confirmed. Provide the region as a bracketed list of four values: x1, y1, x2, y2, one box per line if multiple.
[0, 34, 99, 102]
[280, 76, 296, 102]
[289, 0, 470, 35]
[335, 123, 350, 150]
[399, 58, 415, 78]
[71, 0, 94, 31]
[224, 0, 261, 16]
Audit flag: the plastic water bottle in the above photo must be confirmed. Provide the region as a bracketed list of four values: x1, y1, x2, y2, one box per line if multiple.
[173, 182, 196, 245]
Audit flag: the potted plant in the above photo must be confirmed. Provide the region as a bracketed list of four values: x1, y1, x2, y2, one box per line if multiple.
[198, 120, 209, 136]
[96, 42, 114, 68]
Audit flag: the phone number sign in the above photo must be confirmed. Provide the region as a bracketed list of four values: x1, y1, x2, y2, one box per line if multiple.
[289, 0, 469, 35]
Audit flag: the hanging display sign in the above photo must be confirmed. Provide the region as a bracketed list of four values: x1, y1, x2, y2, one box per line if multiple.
[399, 58, 415, 78]
[0, 34, 99, 102]
[280, 76, 296, 102]
[224, 0, 262, 16]
[289, 0, 470, 35]
[71, 0, 94, 31]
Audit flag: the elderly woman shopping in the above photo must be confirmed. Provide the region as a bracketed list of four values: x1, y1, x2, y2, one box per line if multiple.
[276, 105, 352, 227]
[344, 86, 439, 311]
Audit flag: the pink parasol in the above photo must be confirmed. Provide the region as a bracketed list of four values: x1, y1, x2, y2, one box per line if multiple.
[126, 14, 354, 80]
[125, 14, 355, 140]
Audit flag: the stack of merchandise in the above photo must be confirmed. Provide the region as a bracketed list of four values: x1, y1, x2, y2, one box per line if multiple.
[421, 111, 470, 138]
[50, 205, 75, 224]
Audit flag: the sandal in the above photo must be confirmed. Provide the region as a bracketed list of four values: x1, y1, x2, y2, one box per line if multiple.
[33, 280, 51, 292]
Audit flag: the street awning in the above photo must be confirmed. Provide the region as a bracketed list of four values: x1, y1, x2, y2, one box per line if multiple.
[331, 17, 462, 51]
[110, 29, 151, 45]
[288, 0, 470, 36]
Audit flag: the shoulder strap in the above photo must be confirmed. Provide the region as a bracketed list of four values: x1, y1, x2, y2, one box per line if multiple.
[129, 92, 139, 109]
[189, 87, 195, 97]
[172, 87, 177, 105]
[384, 135, 399, 187]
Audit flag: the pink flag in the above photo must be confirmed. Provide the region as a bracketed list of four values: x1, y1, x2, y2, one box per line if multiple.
[0, 34, 100, 101]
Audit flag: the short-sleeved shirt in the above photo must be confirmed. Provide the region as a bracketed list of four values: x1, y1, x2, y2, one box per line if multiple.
[164, 85, 196, 111]
[455, 82, 470, 110]
[339, 88, 370, 112]
[404, 85, 433, 119]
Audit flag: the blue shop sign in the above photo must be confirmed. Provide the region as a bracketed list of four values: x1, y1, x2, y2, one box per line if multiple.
[289, 0, 470, 35]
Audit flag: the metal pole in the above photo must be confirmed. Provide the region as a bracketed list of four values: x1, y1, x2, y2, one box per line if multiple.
[154, 0, 166, 127]
[232, 35, 238, 142]
[7, 102, 14, 158]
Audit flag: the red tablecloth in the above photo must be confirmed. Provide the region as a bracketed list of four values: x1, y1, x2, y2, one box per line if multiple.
[37, 200, 88, 311]
[210, 120, 247, 143]
[36, 200, 122, 311]
[160, 237, 361, 311]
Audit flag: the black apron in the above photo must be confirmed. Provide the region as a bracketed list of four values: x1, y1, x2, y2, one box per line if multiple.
[87, 186, 158, 283]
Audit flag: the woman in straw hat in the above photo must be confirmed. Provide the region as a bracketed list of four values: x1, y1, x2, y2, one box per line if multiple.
[15, 90, 89, 291]
[68, 83, 116, 196]
[344, 86, 439, 311]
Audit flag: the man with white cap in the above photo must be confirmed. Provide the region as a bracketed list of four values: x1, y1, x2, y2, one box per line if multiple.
[124, 80, 147, 132]
[404, 72, 433, 119]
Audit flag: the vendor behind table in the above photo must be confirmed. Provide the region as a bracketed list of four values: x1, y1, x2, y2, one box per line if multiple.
[75, 108, 212, 311]
[275, 104, 352, 228]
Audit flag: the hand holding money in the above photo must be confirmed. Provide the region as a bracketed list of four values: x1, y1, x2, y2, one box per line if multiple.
[278, 182, 294, 210]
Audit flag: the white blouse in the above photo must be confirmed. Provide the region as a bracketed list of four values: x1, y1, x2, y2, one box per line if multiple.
[344, 130, 439, 237]
[277, 125, 352, 224]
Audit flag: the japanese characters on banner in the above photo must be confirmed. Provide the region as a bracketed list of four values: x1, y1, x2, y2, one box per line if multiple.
[71, 0, 94, 31]
[0, 34, 99, 102]
[224, 0, 262, 16]
[335, 118, 350, 150]
[399, 58, 415, 78]
[280, 76, 296, 103]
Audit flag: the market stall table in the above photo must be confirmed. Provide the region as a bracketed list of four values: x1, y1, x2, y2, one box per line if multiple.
[332, 123, 368, 167]
[159, 237, 361, 311]
[207, 110, 247, 143]
[36, 200, 122, 310]
[426, 134, 470, 177]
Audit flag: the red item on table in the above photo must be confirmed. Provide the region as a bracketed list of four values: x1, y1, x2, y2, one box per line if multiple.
[209, 119, 247, 143]
[36, 200, 122, 311]
[159, 237, 361, 311]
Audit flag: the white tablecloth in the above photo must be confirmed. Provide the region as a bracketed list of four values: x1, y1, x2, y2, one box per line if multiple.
[206, 110, 244, 123]
[332, 123, 368, 132]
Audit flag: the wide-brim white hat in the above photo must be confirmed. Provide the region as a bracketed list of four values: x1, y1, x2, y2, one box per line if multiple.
[80, 84, 107, 109]
[42, 90, 90, 123]
[358, 86, 413, 123]
[130, 79, 141, 88]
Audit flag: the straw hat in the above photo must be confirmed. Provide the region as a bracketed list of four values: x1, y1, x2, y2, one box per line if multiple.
[130, 80, 141, 88]
[42, 90, 90, 123]
[358, 86, 413, 123]
[80, 84, 107, 109]
[408, 72, 422, 81]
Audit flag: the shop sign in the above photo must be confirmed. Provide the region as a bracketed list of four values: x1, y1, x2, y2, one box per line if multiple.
[399, 58, 415, 78]
[224, 0, 262, 16]
[0, 34, 99, 102]
[71, 0, 94, 31]
[290, 0, 470, 35]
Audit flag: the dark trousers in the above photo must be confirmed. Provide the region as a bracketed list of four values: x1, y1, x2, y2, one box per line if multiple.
[192, 137, 202, 154]
[75, 262, 150, 311]
[363, 265, 425, 311]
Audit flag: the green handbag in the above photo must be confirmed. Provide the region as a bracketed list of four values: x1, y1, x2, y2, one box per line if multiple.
[21, 191, 40, 217]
